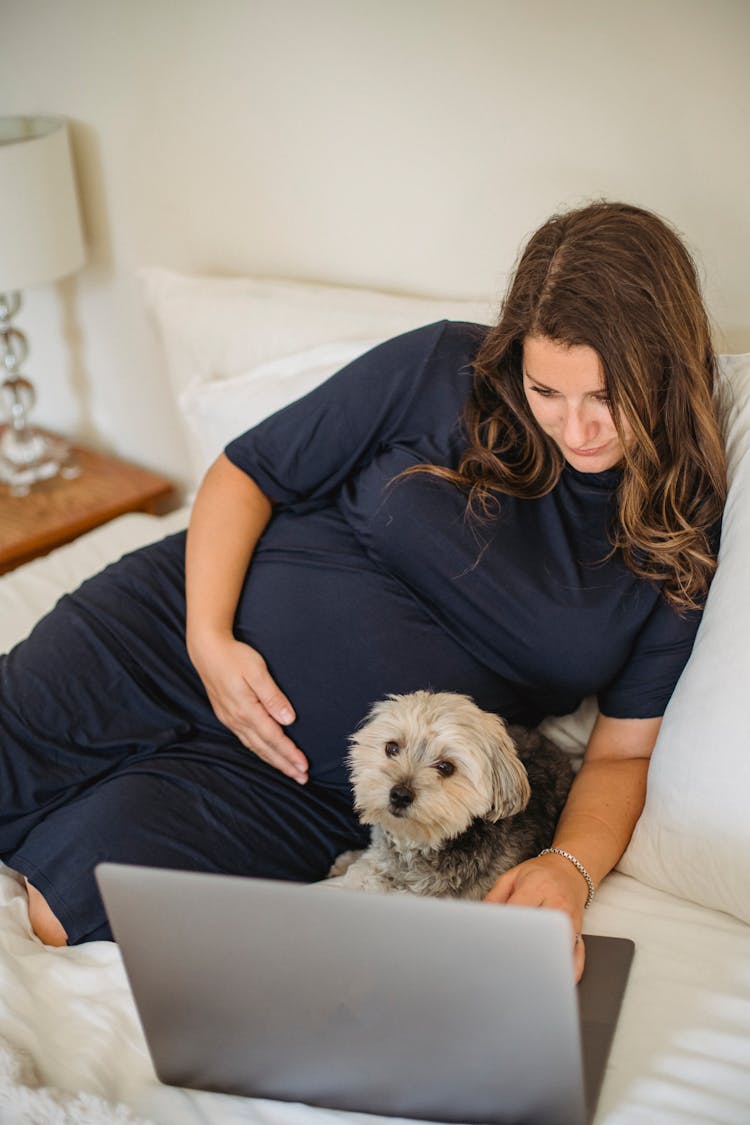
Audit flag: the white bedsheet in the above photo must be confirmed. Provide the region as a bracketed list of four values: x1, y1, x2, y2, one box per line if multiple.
[1, 513, 749, 1125]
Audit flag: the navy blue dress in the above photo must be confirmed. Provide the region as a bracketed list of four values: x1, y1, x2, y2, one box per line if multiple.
[0, 322, 702, 942]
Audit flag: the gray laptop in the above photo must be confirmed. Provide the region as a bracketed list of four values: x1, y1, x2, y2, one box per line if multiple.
[95, 863, 633, 1125]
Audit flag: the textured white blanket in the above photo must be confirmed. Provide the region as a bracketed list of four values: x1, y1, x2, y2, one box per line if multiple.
[0, 1037, 154, 1125]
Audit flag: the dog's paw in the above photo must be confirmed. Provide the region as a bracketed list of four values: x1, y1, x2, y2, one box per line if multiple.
[327, 849, 365, 878]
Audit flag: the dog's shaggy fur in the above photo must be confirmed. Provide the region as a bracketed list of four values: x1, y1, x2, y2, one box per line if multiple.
[331, 691, 574, 899]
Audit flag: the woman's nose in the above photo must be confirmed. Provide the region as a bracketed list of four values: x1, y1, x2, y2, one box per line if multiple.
[562, 403, 598, 449]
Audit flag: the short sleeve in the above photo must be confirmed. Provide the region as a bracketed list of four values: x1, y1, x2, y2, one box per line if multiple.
[223, 320, 480, 510]
[597, 596, 704, 719]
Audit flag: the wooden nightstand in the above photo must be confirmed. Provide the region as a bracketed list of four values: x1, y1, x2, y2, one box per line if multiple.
[0, 434, 177, 575]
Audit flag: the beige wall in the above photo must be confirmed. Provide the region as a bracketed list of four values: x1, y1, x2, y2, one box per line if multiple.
[2, 0, 749, 487]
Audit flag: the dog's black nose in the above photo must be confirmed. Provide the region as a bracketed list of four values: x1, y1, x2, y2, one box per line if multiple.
[389, 784, 414, 813]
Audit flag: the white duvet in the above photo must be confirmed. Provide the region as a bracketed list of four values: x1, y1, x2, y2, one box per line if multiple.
[1, 512, 749, 1125]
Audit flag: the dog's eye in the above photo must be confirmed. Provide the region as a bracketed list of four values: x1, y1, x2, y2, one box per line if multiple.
[384, 741, 400, 758]
[435, 761, 455, 778]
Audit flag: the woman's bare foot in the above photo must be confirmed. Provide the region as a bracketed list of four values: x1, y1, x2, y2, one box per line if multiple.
[24, 877, 68, 946]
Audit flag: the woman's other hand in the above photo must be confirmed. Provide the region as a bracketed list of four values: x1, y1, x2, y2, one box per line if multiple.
[190, 632, 308, 784]
[485, 716, 661, 983]
[484, 853, 587, 982]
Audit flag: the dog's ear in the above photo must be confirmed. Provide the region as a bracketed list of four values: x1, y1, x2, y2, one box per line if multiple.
[481, 718, 531, 821]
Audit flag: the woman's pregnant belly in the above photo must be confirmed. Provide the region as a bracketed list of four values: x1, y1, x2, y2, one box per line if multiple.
[233, 507, 516, 786]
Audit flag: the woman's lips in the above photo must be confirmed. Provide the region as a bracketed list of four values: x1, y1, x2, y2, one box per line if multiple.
[568, 444, 607, 456]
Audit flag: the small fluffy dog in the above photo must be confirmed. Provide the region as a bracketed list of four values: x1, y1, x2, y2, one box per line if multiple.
[330, 690, 574, 899]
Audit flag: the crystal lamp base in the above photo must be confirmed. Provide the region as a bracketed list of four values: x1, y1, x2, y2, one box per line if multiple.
[0, 425, 79, 497]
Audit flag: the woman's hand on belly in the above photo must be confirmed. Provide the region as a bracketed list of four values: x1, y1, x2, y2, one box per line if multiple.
[188, 633, 308, 783]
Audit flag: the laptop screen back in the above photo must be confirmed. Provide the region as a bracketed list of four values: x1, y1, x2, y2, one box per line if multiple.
[97, 863, 601, 1125]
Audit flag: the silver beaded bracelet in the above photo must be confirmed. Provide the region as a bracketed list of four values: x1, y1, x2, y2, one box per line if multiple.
[539, 847, 596, 909]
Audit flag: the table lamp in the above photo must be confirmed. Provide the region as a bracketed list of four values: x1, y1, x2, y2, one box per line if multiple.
[0, 115, 86, 496]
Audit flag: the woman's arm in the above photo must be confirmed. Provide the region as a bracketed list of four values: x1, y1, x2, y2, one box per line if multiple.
[484, 713, 661, 979]
[185, 453, 309, 783]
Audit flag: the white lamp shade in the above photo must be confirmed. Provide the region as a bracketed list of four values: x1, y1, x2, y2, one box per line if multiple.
[0, 116, 86, 292]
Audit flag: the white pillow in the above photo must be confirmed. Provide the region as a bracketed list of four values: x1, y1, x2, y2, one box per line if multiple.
[179, 339, 384, 478]
[141, 267, 495, 484]
[619, 354, 750, 923]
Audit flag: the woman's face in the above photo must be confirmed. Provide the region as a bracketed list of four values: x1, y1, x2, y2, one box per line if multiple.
[522, 335, 633, 472]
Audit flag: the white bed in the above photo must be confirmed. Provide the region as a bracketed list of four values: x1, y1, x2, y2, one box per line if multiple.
[1, 272, 749, 1125]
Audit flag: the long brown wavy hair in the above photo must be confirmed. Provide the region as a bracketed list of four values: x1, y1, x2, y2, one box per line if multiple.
[409, 201, 727, 609]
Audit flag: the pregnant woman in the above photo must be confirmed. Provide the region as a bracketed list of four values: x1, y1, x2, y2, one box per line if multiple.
[0, 201, 725, 983]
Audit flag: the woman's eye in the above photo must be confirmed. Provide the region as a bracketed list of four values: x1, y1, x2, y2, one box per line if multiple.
[531, 386, 555, 398]
[435, 761, 455, 778]
[384, 741, 400, 758]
